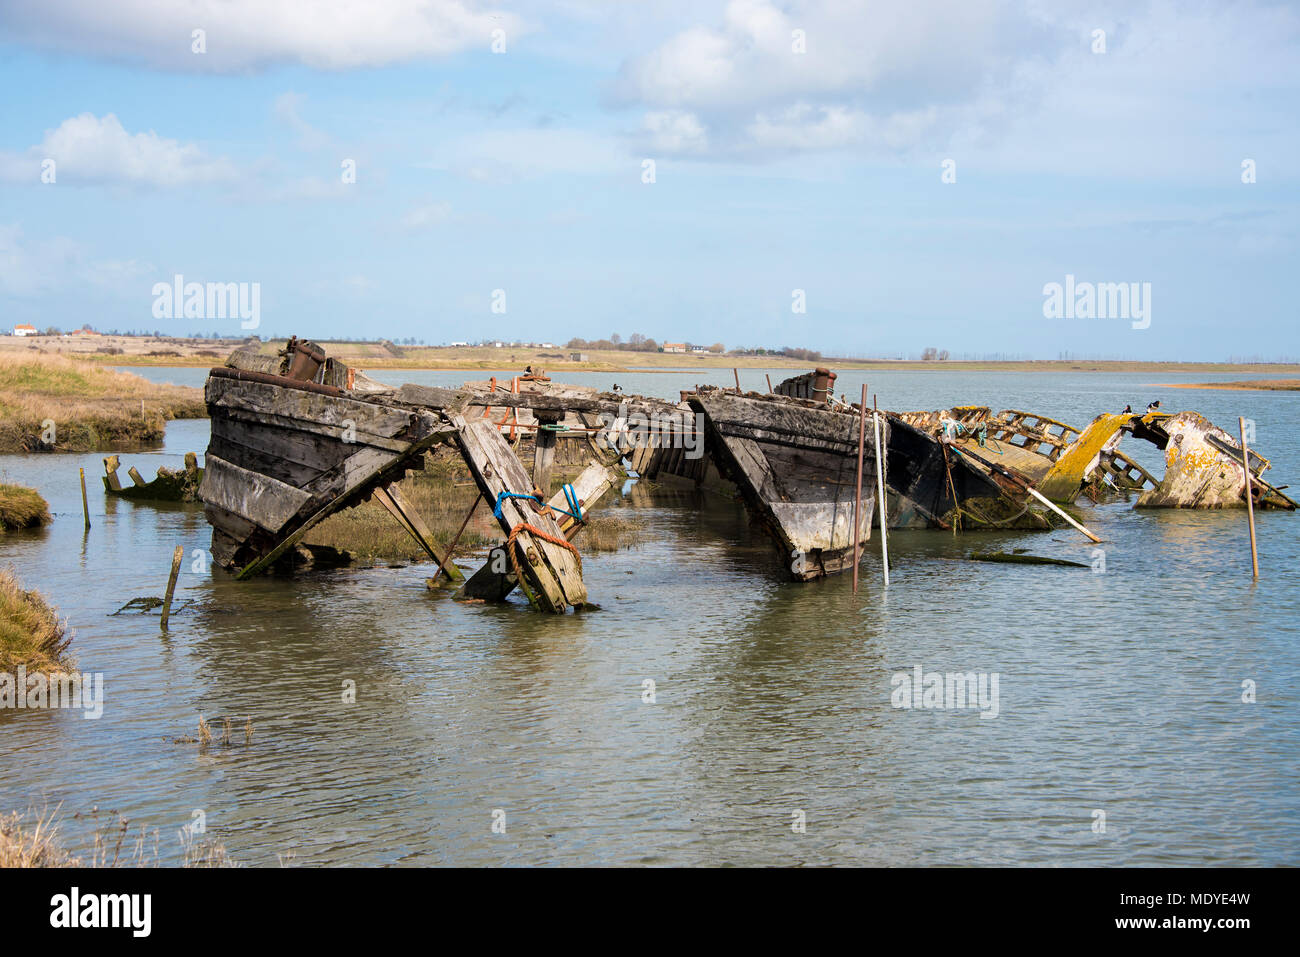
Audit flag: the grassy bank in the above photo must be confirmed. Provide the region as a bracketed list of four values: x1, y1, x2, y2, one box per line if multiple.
[0, 484, 50, 530]
[305, 448, 638, 564]
[0, 567, 72, 673]
[0, 352, 206, 453]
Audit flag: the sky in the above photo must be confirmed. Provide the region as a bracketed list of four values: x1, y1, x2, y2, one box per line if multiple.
[0, 0, 1297, 360]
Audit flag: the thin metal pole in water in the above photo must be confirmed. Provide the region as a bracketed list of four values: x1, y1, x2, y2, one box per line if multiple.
[852, 384, 867, 594]
[874, 394, 889, 587]
[1239, 416, 1260, 579]
[161, 544, 183, 632]
[79, 467, 90, 531]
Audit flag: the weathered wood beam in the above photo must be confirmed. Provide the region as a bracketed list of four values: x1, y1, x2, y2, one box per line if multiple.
[373, 484, 465, 582]
[462, 390, 677, 418]
[452, 416, 586, 612]
[460, 460, 618, 602]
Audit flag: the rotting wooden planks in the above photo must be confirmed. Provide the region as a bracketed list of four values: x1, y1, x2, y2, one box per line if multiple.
[200, 454, 313, 533]
[452, 416, 587, 611]
[459, 460, 618, 602]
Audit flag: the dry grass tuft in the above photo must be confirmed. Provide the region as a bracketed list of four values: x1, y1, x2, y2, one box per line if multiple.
[0, 808, 78, 867]
[0, 567, 73, 672]
[0, 352, 206, 452]
[0, 484, 50, 531]
[0, 807, 238, 868]
[575, 512, 640, 552]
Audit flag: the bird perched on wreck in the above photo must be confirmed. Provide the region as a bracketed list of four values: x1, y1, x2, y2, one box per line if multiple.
[1145, 400, 1161, 414]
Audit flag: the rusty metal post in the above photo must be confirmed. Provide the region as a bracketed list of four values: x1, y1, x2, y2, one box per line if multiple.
[1239, 416, 1259, 579]
[852, 384, 867, 594]
[874, 394, 889, 588]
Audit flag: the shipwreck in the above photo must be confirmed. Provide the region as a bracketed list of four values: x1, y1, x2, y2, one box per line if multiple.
[193, 338, 1294, 606]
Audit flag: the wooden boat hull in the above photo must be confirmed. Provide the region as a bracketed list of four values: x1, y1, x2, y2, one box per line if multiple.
[199, 369, 454, 573]
[691, 391, 879, 580]
[692, 391, 1049, 576]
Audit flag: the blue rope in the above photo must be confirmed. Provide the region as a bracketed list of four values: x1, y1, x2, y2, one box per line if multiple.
[562, 483, 583, 522]
[493, 491, 539, 519]
[492, 485, 584, 521]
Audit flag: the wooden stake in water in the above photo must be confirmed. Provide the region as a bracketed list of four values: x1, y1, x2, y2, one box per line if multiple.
[161, 545, 183, 632]
[1239, 416, 1260, 579]
[79, 467, 90, 531]
[852, 384, 867, 595]
[733, 368, 741, 393]
[873, 395, 890, 588]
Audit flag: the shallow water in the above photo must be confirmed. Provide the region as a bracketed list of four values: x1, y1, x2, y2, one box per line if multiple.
[2, 369, 1297, 865]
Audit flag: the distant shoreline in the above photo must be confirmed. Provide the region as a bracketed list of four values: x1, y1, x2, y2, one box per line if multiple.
[2, 334, 1297, 376]
[1154, 379, 1300, 391]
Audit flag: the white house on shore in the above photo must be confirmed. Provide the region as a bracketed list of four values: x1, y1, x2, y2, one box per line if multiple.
[13, 324, 37, 337]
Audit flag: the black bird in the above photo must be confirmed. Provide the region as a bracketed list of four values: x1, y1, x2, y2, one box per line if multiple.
[1145, 400, 1161, 414]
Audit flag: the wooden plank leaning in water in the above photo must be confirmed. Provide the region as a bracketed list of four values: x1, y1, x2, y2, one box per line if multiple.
[452, 416, 587, 611]
[459, 460, 619, 602]
[372, 483, 465, 582]
[161, 545, 183, 632]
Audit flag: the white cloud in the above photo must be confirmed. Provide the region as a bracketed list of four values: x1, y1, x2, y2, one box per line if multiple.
[0, 113, 236, 187]
[611, 0, 1300, 171]
[0, 0, 524, 72]
[642, 110, 709, 154]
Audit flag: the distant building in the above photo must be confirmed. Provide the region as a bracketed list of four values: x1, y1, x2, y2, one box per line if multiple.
[71, 327, 101, 336]
[570, 352, 588, 362]
[13, 324, 37, 337]
[449, 341, 468, 347]
[690, 345, 708, 354]
[663, 342, 686, 353]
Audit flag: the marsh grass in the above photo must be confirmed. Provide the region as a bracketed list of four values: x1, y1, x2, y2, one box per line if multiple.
[575, 512, 640, 552]
[306, 449, 638, 563]
[0, 806, 237, 868]
[0, 352, 206, 452]
[0, 484, 50, 531]
[0, 567, 73, 673]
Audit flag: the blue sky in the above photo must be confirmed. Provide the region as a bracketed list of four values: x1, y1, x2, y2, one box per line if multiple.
[1, 0, 1297, 360]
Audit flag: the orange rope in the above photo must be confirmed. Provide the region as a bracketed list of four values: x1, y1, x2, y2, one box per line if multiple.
[504, 522, 583, 599]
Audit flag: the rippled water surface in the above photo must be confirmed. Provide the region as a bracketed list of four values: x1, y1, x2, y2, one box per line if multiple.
[3, 368, 1297, 865]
